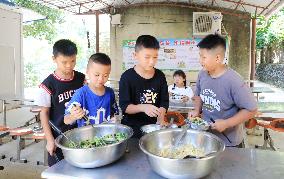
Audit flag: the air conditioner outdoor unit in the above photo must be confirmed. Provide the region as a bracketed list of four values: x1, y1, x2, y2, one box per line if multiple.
[193, 12, 222, 36]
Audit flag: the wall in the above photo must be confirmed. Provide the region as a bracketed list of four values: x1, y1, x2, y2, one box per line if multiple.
[256, 63, 284, 88]
[110, 5, 251, 84]
[0, 5, 23, 112]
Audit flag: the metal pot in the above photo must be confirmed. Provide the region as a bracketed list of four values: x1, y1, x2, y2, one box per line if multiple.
[139, 128, 225, 179]
[55, 123, 133, 168]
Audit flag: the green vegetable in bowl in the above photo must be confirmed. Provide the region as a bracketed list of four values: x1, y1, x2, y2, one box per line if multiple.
[190, 117, 208, 126]
[67, 132, 128, 149]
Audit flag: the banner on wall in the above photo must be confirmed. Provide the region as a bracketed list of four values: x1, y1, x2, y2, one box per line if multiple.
[122, 38, 203, 71]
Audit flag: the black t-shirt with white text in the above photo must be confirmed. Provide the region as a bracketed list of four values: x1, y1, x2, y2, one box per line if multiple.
[119, 68, 169, 137]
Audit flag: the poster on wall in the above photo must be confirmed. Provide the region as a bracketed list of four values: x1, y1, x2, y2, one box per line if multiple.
[122, 38, 203, 71]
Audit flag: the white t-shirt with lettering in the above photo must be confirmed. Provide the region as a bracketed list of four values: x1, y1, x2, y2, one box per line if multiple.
[168, 85, 194, 102]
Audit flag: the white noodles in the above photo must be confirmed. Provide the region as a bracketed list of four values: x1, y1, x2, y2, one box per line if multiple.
[157, 144, 205, 159]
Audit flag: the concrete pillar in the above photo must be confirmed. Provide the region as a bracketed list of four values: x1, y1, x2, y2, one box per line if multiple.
[250, 18, 256, 81]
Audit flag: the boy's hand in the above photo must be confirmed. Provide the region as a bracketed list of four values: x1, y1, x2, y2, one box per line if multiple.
[141, 104, 161, 118]
[210, 119, 229, 132]
[157, 107, 167, 126]
[169, 92, 173, 97]
[188, 110, 200, 118]
[70, 106, 85, 121]
[46, 140, 56, 156]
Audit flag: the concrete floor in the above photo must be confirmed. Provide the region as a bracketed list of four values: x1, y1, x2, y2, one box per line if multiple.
[0, 140, 47, 179]
[1, 82, 284, 179]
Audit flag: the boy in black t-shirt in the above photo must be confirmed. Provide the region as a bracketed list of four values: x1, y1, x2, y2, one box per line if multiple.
[35, 39, 85, 166]
[119, 35, 169, 138]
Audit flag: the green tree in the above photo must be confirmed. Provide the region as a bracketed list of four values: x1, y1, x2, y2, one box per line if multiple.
[12, 0, 64, 42]
[24, 62, 39, 87]
[256, 9, 284, 49]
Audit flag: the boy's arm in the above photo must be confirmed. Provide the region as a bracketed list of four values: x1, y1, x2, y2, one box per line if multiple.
[64, 110, 82, 124]
[64, 104, 85, 125]
[64, 89, 84, 125]
[212, 77, 258, 132]
[119, 73, 161, 117]
[189, 72, 202, 117]
[35, 85, 56, 155]
[126, 104, 161, 117]
[189, 96, 202, 117]
[40, 107, 56, 155]
[118, 75, 151, 115]
[212, 108, 257, 132]
[157, 74, 169, 125]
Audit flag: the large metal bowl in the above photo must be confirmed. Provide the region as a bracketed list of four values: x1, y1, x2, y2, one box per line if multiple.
[139, 128, 225, 179]
[55, 123, 133, 168]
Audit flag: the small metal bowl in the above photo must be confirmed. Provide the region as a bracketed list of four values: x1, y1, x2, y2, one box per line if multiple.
[141, 124, 164, 135]
[141, 124, 180, 135]
[190, 122, 210, 131]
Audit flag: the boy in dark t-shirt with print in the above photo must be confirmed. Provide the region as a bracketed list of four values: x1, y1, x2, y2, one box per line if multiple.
[35, 39, 85, 166]
[119, 35, 169, 138]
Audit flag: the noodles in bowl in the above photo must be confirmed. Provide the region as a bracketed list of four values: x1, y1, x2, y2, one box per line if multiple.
[155, 144, 205, 159]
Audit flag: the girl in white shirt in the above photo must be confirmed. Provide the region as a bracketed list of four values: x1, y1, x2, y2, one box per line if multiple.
[168, 70, 194, 103]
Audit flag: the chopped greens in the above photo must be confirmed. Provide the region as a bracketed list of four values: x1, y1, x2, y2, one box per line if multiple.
[191, 117, 207, 125]
[67, 132, 127, 149]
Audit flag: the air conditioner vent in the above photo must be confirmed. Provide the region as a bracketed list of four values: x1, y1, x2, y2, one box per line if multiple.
[193, 12, 222, 36]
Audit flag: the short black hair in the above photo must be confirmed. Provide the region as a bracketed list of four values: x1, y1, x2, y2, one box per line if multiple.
[88, 53, 111, 67]
[53, 39, 77, 57]
[173, 70, 186, 79]
[135, 35, 160, 52]
[173, 70, 187, 89]
[197, 34, 226, 50]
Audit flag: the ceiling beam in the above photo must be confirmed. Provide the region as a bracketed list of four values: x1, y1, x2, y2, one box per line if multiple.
[123, 0, 131, 5]
[58, 0, 97, 9]
[222, 0, 266, 9]
[35, 0, 277, 17]
[263, 0, 284, 18]
[69, 0, 93, 12]
[96, 0, 113, 8]
[259, 0, 275, 15]
[233, 0, 242, 11]
[115, 2, 251, 19]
